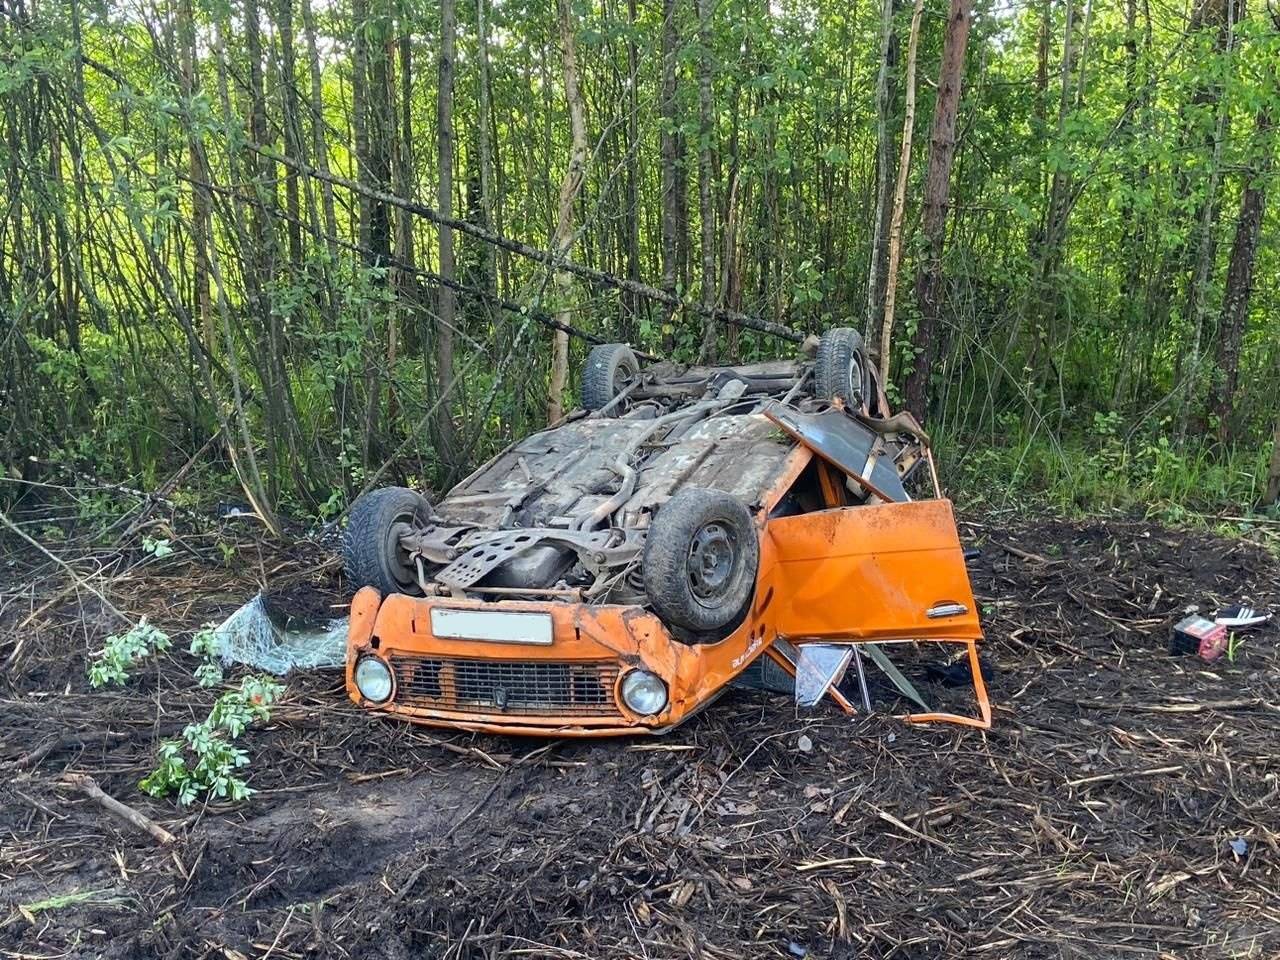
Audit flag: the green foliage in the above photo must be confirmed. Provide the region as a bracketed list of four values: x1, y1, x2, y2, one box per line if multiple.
[947, 412, 1268, 518]
[140, 676, 285, 805]
[3, 0, 1278, 516]
[87, 619, 171, 688]
[142, 536, 174, 558]
[190, 624, 224, 687]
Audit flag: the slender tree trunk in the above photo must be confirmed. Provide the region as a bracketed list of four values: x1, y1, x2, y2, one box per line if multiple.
[178, 0, 212, 351]
[865, 0, 900, 344]
[1266, 413, 1280, 506]
[695, 0, 717, 362]
[903, 0, 973, 419]
[435, 0, 461, 463]
[389, 8, 416, 427]
[1024, 0, 1081, 422]
[300, 0, 339, 251]
[277, 0, 303, 265]
[1210, 107, 1272, 440]
[622, 0, 642, 337]
[476, 0, 498, 299]
[876, 0, 924, 385]
[659, 0, 681, 349]
[351, 0, 373, 251]
[1180, 3, 1237, 437]
[546, 0, 590, 422]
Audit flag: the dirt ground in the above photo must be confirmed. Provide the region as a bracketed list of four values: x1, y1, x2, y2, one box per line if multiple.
[2, 508, 1279, 959]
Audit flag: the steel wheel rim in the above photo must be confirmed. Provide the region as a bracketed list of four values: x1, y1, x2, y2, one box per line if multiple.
[687, 521, 738, 607]
[848, 354, 865, 406]
[386, 517, 418, 588]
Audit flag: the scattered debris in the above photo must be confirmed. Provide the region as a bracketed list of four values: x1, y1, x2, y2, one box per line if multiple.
[58, 774, 176, 846]
[1215, 604, 1272, 629]
[2, 512, 1279, 957]
[1170, 614, 1228, 661]
[213, 593, 347, 675]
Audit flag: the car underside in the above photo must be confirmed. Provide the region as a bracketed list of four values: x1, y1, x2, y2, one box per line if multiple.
[342, 329, 991, 734]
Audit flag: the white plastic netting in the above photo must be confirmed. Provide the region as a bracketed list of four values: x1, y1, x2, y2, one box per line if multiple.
[212, 594, 348, 675]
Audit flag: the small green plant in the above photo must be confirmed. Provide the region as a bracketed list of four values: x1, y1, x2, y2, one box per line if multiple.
[1227, 631, 1245, 663]
[142, 536, 174, 558]
[140, 676, 285, 805]
[189, 624, 224, 687]
[194, 661, 224, 688]
[88, 619, 171, 688]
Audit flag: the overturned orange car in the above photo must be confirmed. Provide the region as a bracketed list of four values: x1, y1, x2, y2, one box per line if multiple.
[343, 328, 990, 735]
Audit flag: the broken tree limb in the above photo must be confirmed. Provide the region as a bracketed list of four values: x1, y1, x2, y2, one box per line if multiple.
[0, 507, 128, 627]
[247, 143, 806, 344]
[60, 774, 177, 846]
[177, 171, 616, 350]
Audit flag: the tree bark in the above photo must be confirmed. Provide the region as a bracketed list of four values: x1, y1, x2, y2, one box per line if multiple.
[277, 0, 303, 265]
[865, 0, 900, 344]
[903, 0, 973, 419]
[300, 0, 339, 251]
[177, 0, 212, 350]
[1210, 107, 1272, 440]
[695, 0, 717, 362]
[622, 0, 643, 337]
[476, 0, 498, 298]
[434, 0, 461, 464]
[876, 0, 924, 385]
[546, 0, 590, 422]
[351, 0, 373, 252]
[1266, 413, 1280, 506]
[659, 0, 681, 348]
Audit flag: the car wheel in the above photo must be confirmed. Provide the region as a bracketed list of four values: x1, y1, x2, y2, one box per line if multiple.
[343, 487, 433, 596]
[581, 342, 640, 412]
[815, 327, 872, 412]
[643, 488, 759, 636]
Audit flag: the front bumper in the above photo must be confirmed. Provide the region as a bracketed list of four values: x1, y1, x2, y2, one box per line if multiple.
[345, 587, 754, 735]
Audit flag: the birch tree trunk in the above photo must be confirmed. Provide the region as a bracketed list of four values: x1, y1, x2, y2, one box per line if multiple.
[546, 0, 590, 422]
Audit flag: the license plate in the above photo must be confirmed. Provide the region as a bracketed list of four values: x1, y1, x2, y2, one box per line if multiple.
[429, 608, 554, 645]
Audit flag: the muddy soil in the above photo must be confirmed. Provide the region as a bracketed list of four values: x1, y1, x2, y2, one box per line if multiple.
[2, 511, 1278, 958]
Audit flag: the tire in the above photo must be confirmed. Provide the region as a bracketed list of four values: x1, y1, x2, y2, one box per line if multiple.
[642, 488, 759, 636]
[343, 487, 433, 596]
[815, 327, 872, 411]
[581, 343, 640, 411]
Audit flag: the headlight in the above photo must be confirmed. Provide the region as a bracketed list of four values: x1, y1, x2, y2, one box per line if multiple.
[620, 670, 668, 716]
[354, 657, 393, 703]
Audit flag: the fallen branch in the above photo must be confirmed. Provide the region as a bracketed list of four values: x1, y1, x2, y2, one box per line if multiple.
[10, 730, 129, 771]
[60, 773, 177, 846]
[248, 143, 807, 345]
[0, 507, 128, 624]
[996, 541, 1060, 565]
[1064, 765, 1183, 788]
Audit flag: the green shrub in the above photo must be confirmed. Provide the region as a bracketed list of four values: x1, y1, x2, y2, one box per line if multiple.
[140, 676, 285, 805]
[87, 619, 171, 688]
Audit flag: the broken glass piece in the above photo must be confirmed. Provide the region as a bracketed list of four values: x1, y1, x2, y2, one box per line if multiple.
[794, 644, 855, 707]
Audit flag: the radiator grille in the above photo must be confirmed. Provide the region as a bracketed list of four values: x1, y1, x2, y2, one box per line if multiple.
[392, 655, 620, 717]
